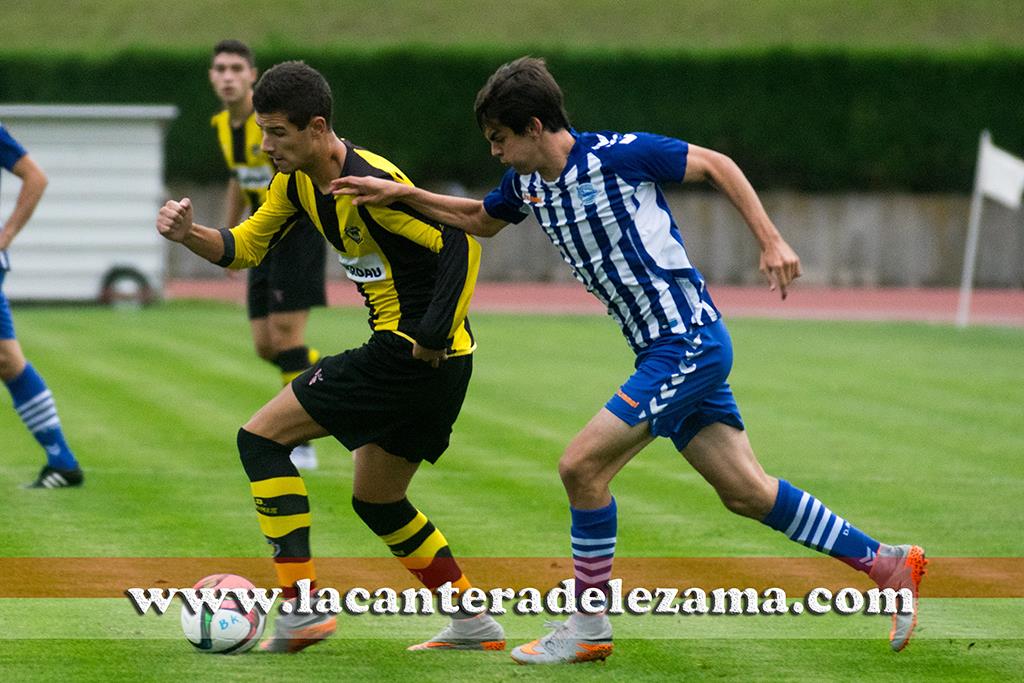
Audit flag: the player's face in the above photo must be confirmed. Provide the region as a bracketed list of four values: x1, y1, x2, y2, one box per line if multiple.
[209, 53, 257, 105]
[483, 123, 543, 174]
[256, 112, 315, 174]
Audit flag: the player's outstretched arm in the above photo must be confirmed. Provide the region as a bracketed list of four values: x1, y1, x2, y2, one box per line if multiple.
[330, 175, 507, 237]
[683, 144, 802, 299]
[156, 198, 226, 264]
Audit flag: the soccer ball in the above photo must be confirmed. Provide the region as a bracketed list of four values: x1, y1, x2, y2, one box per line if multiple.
[180, 574, 266, 654]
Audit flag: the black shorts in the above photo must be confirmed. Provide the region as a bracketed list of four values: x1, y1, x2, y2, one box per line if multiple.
[291, 332, 473, 464]
[247, 217, 327, 320]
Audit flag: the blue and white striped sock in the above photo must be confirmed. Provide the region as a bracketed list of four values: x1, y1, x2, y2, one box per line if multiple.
[570, 497, 617, 612]
[5, 363, 79, 470]
[761, 479, 880, 572]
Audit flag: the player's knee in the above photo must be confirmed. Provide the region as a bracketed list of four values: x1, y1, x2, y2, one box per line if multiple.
[0, 345, 25, 380]
[558, 453, 600, 498]
[717, 482, 775, 520]
[268, 319, 302, 349]
[0, 356, 21, 380]
[236, 427, 296, 481]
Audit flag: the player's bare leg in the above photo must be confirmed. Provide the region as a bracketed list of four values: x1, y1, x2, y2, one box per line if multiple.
[679, 422, 776, 520]
[243, 383, 327, 445]
[683, 421, 926, 651]
[0, 338, 27, 380]
[512, 410, 651, 665]
[558, 409, 654, 509]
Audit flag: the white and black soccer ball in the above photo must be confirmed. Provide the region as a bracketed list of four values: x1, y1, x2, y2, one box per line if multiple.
[180, 573, 265, 654]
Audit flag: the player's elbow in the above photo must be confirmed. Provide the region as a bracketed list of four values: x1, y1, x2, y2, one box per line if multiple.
[27, 168, 48, 195]
[467, 222, 499, 238]
[467, 215, 504, 238]
[707, 151, 745, 186]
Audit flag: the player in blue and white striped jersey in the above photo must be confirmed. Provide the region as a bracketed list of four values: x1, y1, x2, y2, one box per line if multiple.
[332, 56, 925, 662]
[486, 128, 721, 353]
[0, 123, 84, 489]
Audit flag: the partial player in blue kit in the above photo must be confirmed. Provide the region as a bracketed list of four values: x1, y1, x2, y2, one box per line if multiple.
[0, 123, 83, 489]
[332, 56, 926, 663]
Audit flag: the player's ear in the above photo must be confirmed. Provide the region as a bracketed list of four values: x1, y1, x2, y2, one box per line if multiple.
[527, 116, 544, 139]
[309, 116, 328, 136]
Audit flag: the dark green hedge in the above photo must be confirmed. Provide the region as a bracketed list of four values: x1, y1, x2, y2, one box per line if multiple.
[1, 47, 1021, 192]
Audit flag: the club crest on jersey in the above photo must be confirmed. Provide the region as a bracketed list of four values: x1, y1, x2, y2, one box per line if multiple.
[250, 143, 262, 157]
[577, 182, 598, 206]
[344, 225, 363, 243]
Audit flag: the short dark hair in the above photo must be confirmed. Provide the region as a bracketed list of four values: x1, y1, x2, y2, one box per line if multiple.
[212, 39, 255, 67]
[253, 61, 333, 130]
[474, 57, 571, 134]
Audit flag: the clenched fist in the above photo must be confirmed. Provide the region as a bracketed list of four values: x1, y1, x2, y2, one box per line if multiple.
[156, 198, 194, 243]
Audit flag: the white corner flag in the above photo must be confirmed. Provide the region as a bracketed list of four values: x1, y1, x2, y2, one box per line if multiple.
[956, 130, 1024, 327]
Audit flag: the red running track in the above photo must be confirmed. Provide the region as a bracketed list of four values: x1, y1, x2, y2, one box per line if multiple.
[164, 279, 1024, 327]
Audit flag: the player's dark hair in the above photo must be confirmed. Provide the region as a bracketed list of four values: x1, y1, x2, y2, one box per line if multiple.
[253, 60, 333, 130]
[474, 56, 571, 134]
[212, 39, 255, 67]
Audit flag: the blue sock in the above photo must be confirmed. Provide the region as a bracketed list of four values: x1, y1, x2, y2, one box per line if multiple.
[5, 363, 79, 470]
[570, 497, 617, 611]
[761, 479, 880, 572]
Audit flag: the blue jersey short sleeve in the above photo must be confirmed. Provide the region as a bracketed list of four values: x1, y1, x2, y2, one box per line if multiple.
[483, 168, 530, 225]
[0, 125, 28, 172]
[605, 132, 689, 186]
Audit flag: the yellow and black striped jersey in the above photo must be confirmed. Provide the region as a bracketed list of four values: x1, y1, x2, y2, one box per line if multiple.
[211, 110, 275, 213]
[217, 140, 480, 355]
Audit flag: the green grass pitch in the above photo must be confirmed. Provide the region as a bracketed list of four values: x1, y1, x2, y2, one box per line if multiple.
[5, 0, 1024, 53]
[1, 301, 1021, 680]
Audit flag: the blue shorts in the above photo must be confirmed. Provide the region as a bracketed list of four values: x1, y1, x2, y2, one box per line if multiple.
[605, 319, 744, 450]
[0, 258, 14, 340]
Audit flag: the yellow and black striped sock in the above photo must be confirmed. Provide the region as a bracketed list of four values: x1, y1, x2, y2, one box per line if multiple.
[275, 346, 320, 386]
[352, 497, 472, 594]
[237, 428, 315, 599]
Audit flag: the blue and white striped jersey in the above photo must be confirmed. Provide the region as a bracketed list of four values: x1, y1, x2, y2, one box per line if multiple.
[484, 130, 720, 353]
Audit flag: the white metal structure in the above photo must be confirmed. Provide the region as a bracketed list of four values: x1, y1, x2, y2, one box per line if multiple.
[956, 130, 1024, 327]
[0, 104, 178, 302]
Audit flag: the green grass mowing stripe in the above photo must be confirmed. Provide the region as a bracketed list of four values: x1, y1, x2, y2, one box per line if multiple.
[3, 597, 1023, 640]
[0, 599, 1021, 681]
[5, 0, 1024, 52]
[1, 639, 1020, 683]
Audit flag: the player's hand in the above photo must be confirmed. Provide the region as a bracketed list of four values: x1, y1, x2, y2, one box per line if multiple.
[156, 198, 195, 243]
[759, 237, 802, 300]
[412, 342, 448, 369]
[330, 176, 408, 206]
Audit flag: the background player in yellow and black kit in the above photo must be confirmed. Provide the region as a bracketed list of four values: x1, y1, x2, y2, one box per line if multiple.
[157, 60, 504, 655]
[209, 40, 326, 469]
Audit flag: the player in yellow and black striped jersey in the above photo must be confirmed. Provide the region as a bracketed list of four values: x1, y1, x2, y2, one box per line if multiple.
[157, 60, 503, 655]
[209, 40, 326, 470]
[210, 108, 272, 213]
[216, 137, 478, 355]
